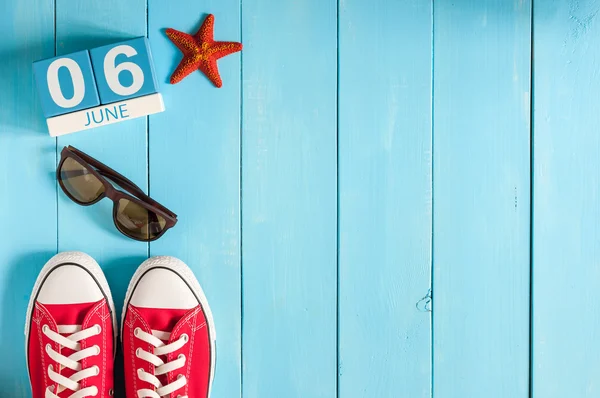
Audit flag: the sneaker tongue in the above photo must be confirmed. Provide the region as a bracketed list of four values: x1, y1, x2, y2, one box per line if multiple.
[131, 305, 189, 333]
[41, 300, 101, 326]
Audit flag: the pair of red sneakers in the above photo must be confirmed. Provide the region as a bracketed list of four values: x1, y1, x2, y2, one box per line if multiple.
[25, 252, 215, 398]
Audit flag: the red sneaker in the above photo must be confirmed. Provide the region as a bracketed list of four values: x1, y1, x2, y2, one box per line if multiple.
[122, 256, 216, 398]
[25, 252, 117, 398]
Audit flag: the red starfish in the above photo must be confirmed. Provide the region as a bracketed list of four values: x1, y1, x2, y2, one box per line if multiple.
[166, 14, 242, 87]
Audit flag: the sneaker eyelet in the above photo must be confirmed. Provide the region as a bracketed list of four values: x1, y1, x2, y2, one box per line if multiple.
[93, 345, 100, 355]
[45, 344, 51, 353]
[178, 354, 186, 363]
[180, 333, 189, 343]
[94, 324, 102, 334]
[48, 364, 53, 373]
[137, 368, 143, 377]
[93, 365, 100, 376]
[135, 348, 142, 357]
[108, 388, 114, 396]
[177, 374, 184, 380]
[134, 327, 141, 337]
[42, 325, 49, 333]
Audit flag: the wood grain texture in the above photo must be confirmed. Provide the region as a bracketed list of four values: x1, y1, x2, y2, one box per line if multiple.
[241, 0, 337, 397]
[338, 0, 432, 397]
[0, 0, 55, 396]
[532, 1, 600, 396]
[148, 1, 241, 397]
[433, 1, 531, 397]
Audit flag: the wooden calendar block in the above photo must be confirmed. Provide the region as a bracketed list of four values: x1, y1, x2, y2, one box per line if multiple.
[46, 93, 164, 137]
[89, 37, 159, 104]
[33, 37, 164, 136]
[33, 50, 100, 117]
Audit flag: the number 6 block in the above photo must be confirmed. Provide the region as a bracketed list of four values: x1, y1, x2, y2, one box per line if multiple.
[89, 37, 159, 104]
[33, 37, 164, 137]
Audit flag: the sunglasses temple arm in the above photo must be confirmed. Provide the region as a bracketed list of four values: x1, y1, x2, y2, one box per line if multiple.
[98, 170, 177, 219]
[58, 169, 84, 179]
[98, 170, 145, 194]
[60, 168, 147, 200]
[60, 169, 153, 207]
[98, 170, 150, 199]
[71, 148, 147, 196]
[64, 148, 177, 220]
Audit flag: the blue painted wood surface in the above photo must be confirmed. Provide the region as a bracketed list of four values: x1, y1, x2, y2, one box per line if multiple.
[241, 1, 337, 397]
[532, 1, 600, 397]
[1, 0, 599, 397]
[433, 1, 531, 397]
[338, 0, 432, 397]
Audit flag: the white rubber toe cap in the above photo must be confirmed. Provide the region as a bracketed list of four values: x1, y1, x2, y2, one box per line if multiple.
[37, 264, 104, 304]
[130, 262, 199, 309]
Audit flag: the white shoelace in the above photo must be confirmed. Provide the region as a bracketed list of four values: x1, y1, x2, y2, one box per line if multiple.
[42, 324, 102, 398]
[134, 328, 189, 398]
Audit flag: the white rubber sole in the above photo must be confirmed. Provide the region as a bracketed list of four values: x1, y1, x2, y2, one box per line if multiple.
[121, 256, 217, 396]
[24, 251, 117, 376]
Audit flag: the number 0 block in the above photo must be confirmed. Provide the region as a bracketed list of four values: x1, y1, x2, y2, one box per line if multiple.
[89, 37, 159, 104]
[33, 50, 100, 117]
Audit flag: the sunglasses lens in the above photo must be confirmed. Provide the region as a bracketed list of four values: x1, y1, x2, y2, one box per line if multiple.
[115, 198, 167, 241]
[60, 157, 105, 203]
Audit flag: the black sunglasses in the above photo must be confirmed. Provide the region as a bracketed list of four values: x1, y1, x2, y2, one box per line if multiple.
[57, 146, 177, 241]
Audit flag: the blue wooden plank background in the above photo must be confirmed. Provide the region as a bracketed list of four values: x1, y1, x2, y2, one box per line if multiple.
[433, 1, 532, 397]
[241, 1, 337, 397]
[532, 1, 600, 397]
[338, 0, 432, 397]
[1, 0, 599, 397]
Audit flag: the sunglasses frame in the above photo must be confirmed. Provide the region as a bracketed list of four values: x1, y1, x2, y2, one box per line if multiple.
[57, 146, 178, 242]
